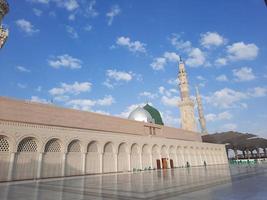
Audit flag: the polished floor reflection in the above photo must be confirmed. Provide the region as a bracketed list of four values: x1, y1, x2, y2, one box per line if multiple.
[0, 164, 267, 200]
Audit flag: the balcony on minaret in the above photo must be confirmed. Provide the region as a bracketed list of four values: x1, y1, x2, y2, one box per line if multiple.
[0, 25, 8, 48]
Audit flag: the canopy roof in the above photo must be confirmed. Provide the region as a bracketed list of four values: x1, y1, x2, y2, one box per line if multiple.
[202, 131, 267, 150]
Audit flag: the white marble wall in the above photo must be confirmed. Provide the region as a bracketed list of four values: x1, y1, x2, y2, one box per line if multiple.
[0, 121, 228, 182]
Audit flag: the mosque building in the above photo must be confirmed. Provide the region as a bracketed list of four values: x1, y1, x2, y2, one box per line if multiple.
[0, 59, 228, 182]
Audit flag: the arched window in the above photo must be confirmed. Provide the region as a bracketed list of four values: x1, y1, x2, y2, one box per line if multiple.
[0, 136, 9, 152]
[104, 142, 114, 153]
[118, 143, 127, 154]
[131, 144, 139, 154]
[68, 140, 81, 152]
[17, 137, 38, 152]
[87, 141, 98, 152]
[45, 139, 61, 152]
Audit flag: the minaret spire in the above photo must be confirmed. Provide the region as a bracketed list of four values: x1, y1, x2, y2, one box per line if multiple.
[0, 0, 9, 49]
[178, 57, 197, 132]
[195, 86, 208, 135]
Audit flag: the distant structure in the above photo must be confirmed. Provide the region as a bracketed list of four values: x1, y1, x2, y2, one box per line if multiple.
[196, 86, 208, 135]
[178, 58, 197, 132]
[0, 0, 9, 49]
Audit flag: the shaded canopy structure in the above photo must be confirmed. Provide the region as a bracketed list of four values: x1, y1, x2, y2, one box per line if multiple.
[202, 131, 267, 159]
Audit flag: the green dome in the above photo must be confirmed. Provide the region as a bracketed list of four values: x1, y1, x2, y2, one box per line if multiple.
[143, 104, 164, 125]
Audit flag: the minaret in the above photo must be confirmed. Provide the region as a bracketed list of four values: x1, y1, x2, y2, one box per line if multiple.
[178, 58, 197, 132]
[195, 86, 208, 135]
[0, 0, 9, 49]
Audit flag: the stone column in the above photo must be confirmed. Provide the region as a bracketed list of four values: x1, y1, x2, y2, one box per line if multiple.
[242, 150, 246, 159]
[139, 154, 143, 170]
[99, 153, 103, 173]
[246, 149, 250, 159]
[36, 152, 43, 179]
[114, 153, 118, 172]
[7, 152, 15, 181]
[127, 153, 131, 171]
[234, 149, 238, 160]
[257, 148, 260, 158]
[62, 152, 67, 177]
[250, 150, 254, 158]
[82, 152, 87, 174]
[149, 153, 153, 169]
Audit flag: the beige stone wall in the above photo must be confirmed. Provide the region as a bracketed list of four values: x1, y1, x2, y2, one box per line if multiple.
[0, 120, 228, 182]
[0, 97, 201, 142]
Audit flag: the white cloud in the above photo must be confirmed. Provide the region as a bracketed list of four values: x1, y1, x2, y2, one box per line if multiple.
[49, 81, 92, 96]
[169, 34, 192, 52]
[233, 67, 256, 82]
[215, 58, 227, 66]
[17, 83, 27, 89]
[16, 19, 39, 35]
[200, 32, 226, 48]
[248, 87, 267, 97]
[85, 0, 98, 18]
[227, 42, 259, 61]
[33, 8, 43, 16]
[29, 0, 79, 11]
[68, 13, 76, 21]
[222, 123, 237, 131]
[185, 48, 206, 67]
[28, 0, 49, 4]
[106, 69, 132, 81]
[93, 110, 110, 115]
[216, 74, 228, 82]
[161, 111, 180, 127]
[103, 69, 134, 88]
[56, 0, 79, 11]
[117, 103, 146, 118]
[151, 57, 166, 71]
[48, 54, 82, 69]
[116, 36, 146, 53]
[66, 26, 78, 39]
[139, 91, 158, 100]
[167, 78, 179, 85]
[163, 52, 180, 62]
[30, 96, 50, 104]
[206, 111, 232, 122]
[106, 5, 121, 26]
[196, 75, 205, 81]
[205, 88, 247, 109]
[84, 25, 92, 32]
[16, 66, 31, 73]
[66, 95, 115, 111]
[161, 95, 180, 107]
[151, 52, 180, 71]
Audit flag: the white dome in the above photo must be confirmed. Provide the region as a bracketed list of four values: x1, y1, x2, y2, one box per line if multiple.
[128, 106, 154, 123]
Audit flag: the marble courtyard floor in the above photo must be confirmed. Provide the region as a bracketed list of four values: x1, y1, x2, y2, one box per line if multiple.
[0, 164, 267, 200]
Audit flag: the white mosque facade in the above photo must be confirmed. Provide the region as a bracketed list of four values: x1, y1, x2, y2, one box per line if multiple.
[0, 61, 228, 182]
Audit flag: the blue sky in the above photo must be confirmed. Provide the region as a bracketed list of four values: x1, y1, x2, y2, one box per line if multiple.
[1, 0, 267, 137]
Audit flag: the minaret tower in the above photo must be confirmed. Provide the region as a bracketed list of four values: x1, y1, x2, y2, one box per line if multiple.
[195, 86, 208, 135]
[0, 0, 9, 49]
[178, 58, 197, 132]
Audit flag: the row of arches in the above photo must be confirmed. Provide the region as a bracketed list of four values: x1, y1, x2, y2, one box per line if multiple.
[0, 135, 227, 182]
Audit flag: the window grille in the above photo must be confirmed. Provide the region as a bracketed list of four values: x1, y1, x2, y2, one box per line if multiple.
[68, 140, 81, 152]
[0, 137, 9, 152]
[45, 139, 61, 152]
[17, 137, 37, 152]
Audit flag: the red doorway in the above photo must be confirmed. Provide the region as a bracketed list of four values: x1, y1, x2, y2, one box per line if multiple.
[156, 159, 161, 169]
[162, 158, 167, 169]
